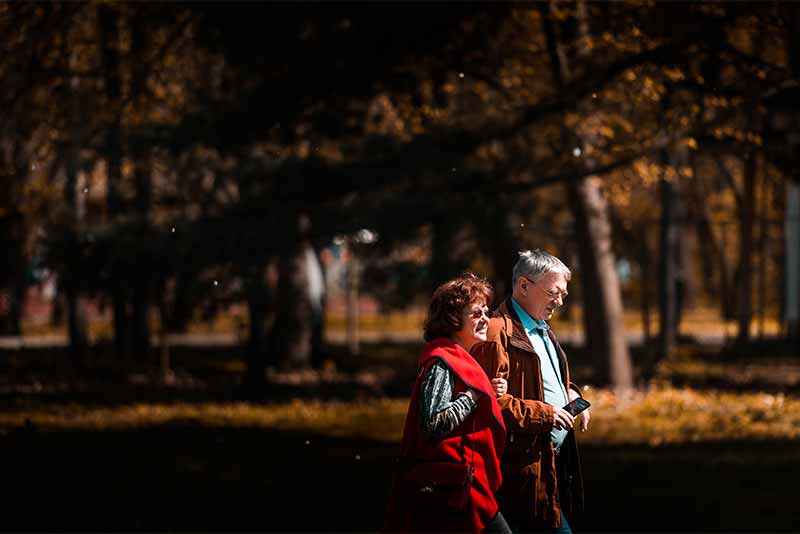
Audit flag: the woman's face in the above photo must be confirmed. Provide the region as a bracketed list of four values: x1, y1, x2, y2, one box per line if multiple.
[452, 299, 489, 351]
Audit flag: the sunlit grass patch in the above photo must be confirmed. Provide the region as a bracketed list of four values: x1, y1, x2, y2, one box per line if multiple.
[0, 399, 410, 442]
[3, 387, 799, 446]
[582, 386, 800, 446]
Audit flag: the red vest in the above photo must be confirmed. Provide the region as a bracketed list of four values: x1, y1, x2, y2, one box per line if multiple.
[386, 338, 506, 533]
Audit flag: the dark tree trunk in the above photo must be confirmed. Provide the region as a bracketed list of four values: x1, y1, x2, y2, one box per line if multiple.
[430, 210, 468, 291]
[112, 287, 129, 358]
[673, 196, 689, 333]
[638, 238, 652, 346]
[695, 204, 734, 320]
[266, 217, 322, 370]
[0, 209, 25, 336]
[0, 271, 24, 336]
[61, 30, 90, 363]
[308, 245, 327, 369]
[735, 150, 757, 344]
[155, 280, 172, 381]
[129, 162, 152, 358]
[131, 285, 150, 357]
[541, 0, 633, 389]
[568, 183, 604, 363]
[611, 209, 652, 348]
[51, 292, 64, 327]
[687, 153, 719, 305]
[757, 161, 769, 339]
[62, 181, 89, 360]
[245, 267, 271, 389]
[99, 4, 123, 218]
[658, 172, 679, 359]
[779, 5, 800, 341]
[99, 4, 128, 358]
[130, 13, 152, 360]
[132, 280, 150, 359]
[734, 17, 765, 342]
[569, 179, 633, 389]
[167, 273, 194, 333]
[65, 285, 88, 360]
[9, 279, 24, 336]
[785, 183, 800, 339]
[479, 196, 516, 305]
[268, 251, 313, 370]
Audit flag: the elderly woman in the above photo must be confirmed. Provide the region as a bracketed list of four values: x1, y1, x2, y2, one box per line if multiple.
[385, 274, 510, 533]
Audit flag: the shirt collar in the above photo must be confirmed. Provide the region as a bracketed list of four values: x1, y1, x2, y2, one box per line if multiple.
[510, 298, 550, 335]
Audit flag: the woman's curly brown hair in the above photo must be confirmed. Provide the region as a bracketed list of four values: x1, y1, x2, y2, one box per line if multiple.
[423, 273, 494, 342]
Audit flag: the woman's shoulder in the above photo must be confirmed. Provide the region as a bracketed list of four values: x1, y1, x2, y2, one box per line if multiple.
[421, 337, 463, 359]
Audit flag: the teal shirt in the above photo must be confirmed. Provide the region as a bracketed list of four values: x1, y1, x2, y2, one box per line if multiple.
[511, 298, 569, 450]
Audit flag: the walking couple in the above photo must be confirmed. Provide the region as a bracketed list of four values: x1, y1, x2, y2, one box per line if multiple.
[385, 249, 590, 534]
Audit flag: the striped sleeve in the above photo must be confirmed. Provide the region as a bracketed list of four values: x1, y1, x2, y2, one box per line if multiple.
[418, 360, 477, 439]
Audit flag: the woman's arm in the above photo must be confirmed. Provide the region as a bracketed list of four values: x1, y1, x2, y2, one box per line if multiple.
[418, 360, 476, 439]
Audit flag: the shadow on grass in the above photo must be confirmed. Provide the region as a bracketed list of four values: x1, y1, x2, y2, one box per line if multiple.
[3, 337, 800, 415]
[563, 337, 800, 394]
[2, 421, 799, 531]
[2, 425, 393, 531]
[0, 341, 421, 408]
[3, 340, 800, 531]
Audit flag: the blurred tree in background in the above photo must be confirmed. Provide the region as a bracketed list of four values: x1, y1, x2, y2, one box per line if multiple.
[1, 1, 799, 392]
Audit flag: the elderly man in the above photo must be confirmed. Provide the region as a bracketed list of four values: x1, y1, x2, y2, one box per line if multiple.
[471, 249, 589, 533]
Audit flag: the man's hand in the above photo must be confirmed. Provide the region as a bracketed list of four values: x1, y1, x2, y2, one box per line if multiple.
[552, 406, 575, 430]
[568, 388, 590, 432]
[491, 377, 508, 397]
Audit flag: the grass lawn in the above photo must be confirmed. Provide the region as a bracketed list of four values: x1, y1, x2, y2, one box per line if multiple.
[2, 338, 799, 531]
[3, 388, 800, 531]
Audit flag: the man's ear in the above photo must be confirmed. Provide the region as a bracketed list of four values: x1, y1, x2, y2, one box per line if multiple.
[517, 277, 528, 295]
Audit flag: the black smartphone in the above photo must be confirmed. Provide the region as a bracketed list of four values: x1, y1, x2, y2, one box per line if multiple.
[563, 397, 591, 417]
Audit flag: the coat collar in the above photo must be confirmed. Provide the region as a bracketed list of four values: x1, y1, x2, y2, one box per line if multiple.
[498, 298, 535, 353]
[510, 297, 550, 335]
[498, 299, 570, 388]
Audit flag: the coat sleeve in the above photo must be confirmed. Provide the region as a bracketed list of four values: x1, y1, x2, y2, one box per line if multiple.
[568, 382, 584, 398]
[470, 319, 554, 435]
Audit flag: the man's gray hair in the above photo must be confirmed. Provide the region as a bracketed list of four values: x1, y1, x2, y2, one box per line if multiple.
[512, 249, 571, 286]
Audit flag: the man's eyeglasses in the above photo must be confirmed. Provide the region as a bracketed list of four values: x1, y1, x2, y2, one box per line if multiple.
[522, 276, 568, 301]
[540, 286, 568, 301]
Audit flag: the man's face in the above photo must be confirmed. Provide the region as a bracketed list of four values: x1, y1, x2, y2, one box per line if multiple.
[516, 272, 569, 321]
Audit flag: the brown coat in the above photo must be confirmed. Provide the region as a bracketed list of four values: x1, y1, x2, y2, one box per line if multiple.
[470, 299, 584, 530]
